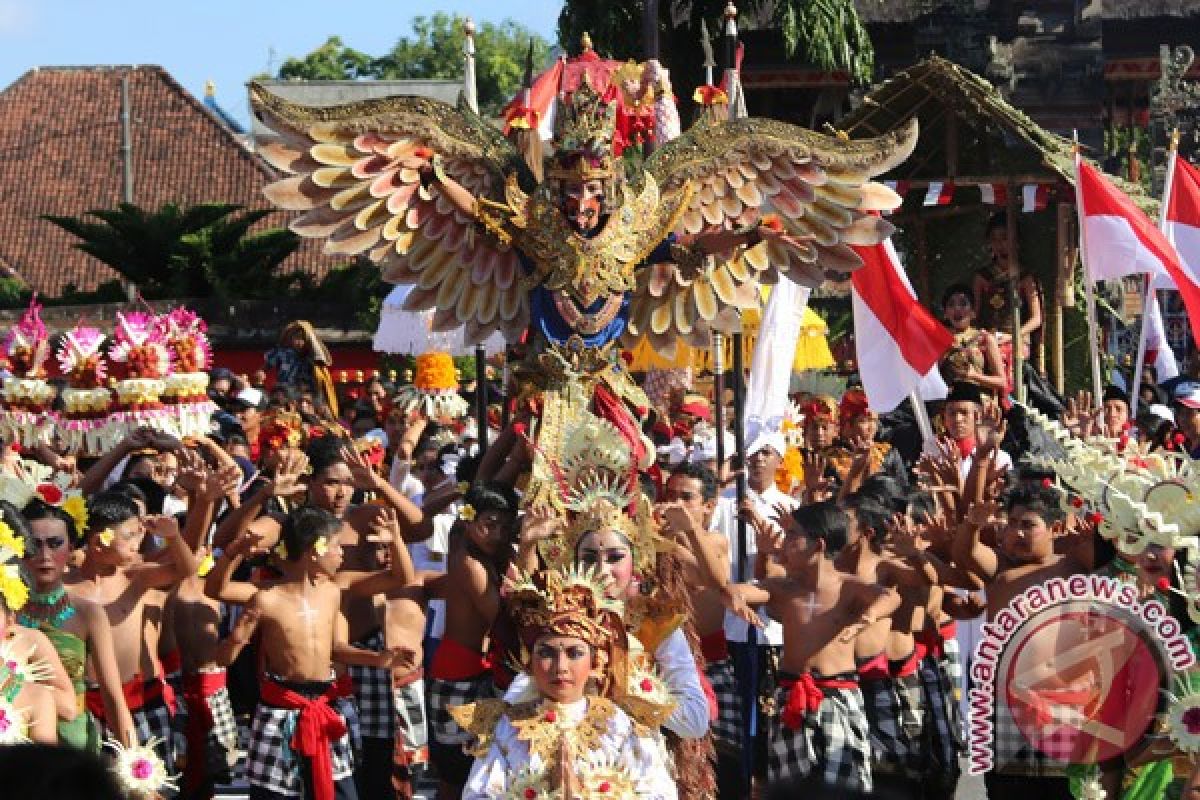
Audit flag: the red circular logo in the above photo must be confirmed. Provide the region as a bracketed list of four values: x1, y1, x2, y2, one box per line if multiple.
[1002, 607, 1162, 764]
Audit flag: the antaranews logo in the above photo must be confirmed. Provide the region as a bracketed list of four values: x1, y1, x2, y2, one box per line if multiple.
[967, 574, 1195, 775]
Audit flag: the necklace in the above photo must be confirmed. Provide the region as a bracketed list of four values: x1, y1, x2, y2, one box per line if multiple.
[18, 584, 76, 629]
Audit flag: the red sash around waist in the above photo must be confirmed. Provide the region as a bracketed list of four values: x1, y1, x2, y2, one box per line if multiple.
[161, 649, 182, 677]
[779, 672, 858, 731]
[890, 650, 921, 679]
[260, 676, 347, 800]
[182, 670, 227, 792]
[700, 630, 729, 663]
[86, 672, 176, 720]
[856, 652, 889, 682]
[429, 637, 491, 682]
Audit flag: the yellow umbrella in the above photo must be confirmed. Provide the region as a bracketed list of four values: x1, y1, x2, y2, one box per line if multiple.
[626, 296, 833, 374]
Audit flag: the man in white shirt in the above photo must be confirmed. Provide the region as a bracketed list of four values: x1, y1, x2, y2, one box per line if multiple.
[940, 382, 1013, 478]
[712, 429, 798, 787]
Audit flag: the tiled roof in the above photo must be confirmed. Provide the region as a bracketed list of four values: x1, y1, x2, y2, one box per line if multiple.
[0, 65, 339, 296]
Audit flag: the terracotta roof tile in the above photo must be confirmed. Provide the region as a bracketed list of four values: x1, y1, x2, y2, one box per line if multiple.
[0, 65, 339, 295]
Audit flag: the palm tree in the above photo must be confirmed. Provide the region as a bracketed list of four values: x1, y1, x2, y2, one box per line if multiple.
[43, 202, 302, 300]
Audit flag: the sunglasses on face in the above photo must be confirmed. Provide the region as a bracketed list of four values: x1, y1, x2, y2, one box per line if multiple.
[26, 536, 67, 554]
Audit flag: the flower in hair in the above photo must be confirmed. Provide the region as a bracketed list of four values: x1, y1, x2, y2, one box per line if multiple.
[460, 504, 477, 522]
[313, 537, 329, 557]
[96, 529, 115, 548]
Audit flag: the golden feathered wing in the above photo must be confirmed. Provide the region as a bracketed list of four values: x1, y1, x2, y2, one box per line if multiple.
[249, 84, 531, 344]
[628, 117, 919, 351]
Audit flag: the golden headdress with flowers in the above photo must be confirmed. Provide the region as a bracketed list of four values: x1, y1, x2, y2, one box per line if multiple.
[505, 566, 623, 655]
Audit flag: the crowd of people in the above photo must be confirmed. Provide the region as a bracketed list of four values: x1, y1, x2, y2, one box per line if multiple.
[0, 305, 1198, 800]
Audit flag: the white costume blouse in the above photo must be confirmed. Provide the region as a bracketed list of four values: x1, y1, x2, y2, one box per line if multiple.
[462, 697, 678, 800]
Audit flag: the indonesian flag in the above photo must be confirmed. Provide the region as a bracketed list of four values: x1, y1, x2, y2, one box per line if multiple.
[1022, 184, 1049, 212]
[882, 181, 910, 215]
[1077, 158, 1200, 344]
[850, 239, 952, 411]
[1142, 290, 1180, 381]
[924, 181, 955, 206]
[1160, 155, 1200, 292]
[979, 183, 1007, 205]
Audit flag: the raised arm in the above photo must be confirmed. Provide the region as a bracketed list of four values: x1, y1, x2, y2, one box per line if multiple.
[952, 500, 1002, 582]
[342, 444, 424, 534]
[214, 595, 261, 667]
[204, 530, 266, 605]
[130, 515, 197, 589]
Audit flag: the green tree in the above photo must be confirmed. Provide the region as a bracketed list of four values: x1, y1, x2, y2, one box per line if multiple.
[558, 1, 875, 86]
[270, 14, 548, 116]
[278, 35, 374, 81]
[43, 202, 303, 301]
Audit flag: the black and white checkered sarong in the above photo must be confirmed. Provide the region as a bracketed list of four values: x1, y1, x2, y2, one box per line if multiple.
[133, 696, 176, 770]
[244, 679, 356, 797]
[393, 673, 428, 761]
[172, 678, 240, 784]
[990, 694, 1070, 777]
[862, 675, 919, 778]
[705, 656, 743, 751]
[918, 653, 964, 778]
[427, 674, 492, 746]
[767, 680, 872, 793]
[349, 630, 395, 740]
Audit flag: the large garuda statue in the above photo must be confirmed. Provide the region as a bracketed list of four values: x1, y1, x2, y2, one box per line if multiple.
[249, 56, 915, 472]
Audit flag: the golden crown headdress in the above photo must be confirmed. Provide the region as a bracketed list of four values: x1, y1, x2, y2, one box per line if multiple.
[504, 566, 623, 652]
[548, 76, 619, 182]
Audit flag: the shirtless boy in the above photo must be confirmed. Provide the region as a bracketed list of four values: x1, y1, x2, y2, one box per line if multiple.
[426, 482, 520, 800]
[730, 501, 900, 793]
[214, 506, 414, 800]
[68, 492, 197, 778]
[954, 483, 1089, 800]
[659, 463, 744, 797]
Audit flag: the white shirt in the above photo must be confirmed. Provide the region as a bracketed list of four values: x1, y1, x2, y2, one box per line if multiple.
[408, 503, 456, 640]
[463, 697, 677, 800]
[388, 459, 424, 501]
[959, 447, 1013, 480]
[717, 485, 797, 646]
[502, 627, 709, 740]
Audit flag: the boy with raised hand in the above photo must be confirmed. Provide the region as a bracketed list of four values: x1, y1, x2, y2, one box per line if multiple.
[214, 506, 414, 800]
[69, 492, 197, 787]
[724, 501, 900, 794]
[425, 482, 520, 800]
[952, 481, 1092, 800]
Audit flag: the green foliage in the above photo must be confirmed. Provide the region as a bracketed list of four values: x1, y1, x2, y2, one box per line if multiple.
[278, 35, 373, 81]
[1103, 126, 1153, 194]
[299, 260, 387, 330]
[272, 15, 549, 116]
[558, 1, 875, 87]
[774, 0, 874, 85]
[43, 202, 302, 301]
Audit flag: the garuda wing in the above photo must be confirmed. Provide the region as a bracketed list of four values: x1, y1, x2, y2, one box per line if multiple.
[629, 117, 917, 350]
[250, 84, 531, 343]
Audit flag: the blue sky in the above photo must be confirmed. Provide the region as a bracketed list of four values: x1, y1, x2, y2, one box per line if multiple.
[0, 0, 563, 127]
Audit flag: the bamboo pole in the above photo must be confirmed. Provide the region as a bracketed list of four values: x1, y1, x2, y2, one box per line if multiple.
[1006, 180, 1025, 404]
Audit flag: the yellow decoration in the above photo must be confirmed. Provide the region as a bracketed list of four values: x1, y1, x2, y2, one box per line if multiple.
[456, 481, 469, 494]
[196, 553, 215, 578]
[0, 521, 24, 559]
[459, 504, 477, 522]
[313, 537, 328, 557]
[96, 529, 114, 548]
[414, 352, 458, 392]
[777, 447, 805, 494]
[275, 541, 289, 560]
[625, 291, 834, 374]
[61, 495, 88, 538]
[0, 564, 28, 611]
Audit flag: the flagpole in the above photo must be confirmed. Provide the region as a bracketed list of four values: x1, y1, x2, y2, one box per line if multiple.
[909, 391, 937, 454]
[1130, 129, 1179, 419]
[1073, 133, 1105, 400]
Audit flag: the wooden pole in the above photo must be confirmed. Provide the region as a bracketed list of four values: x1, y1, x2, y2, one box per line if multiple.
[713, 332, 726, 467]
[1051, 202, 1069, 393]
[1073, 137, 1106, 400]
[474, 343, 488, 457]
[1006, 180, 1025, 404]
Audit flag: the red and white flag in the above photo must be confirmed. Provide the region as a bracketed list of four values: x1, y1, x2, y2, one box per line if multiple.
[1022, 184, 1049, 212]
[1077, 157, 1200, 344]
[850, 239, 952, 411]
[924, 181, 955, 206]
[978, 183, 1007, 205]
[1160, 154, 1200, 291]
[1142, 290, 1180, 381]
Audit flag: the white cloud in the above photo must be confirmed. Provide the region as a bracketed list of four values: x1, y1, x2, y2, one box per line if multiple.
[0, 0, 35, 36]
